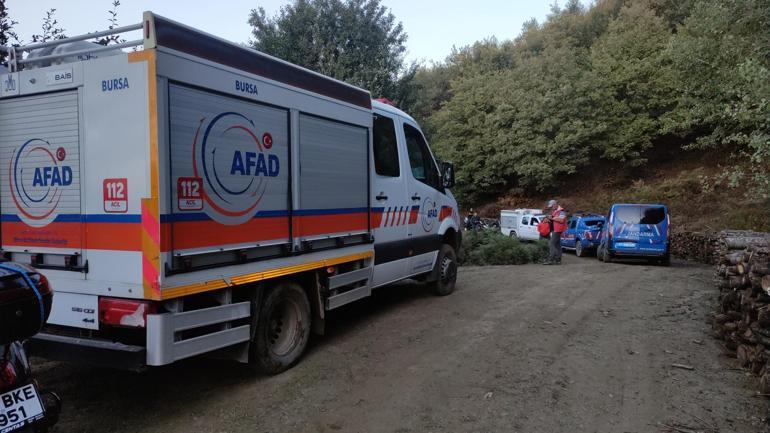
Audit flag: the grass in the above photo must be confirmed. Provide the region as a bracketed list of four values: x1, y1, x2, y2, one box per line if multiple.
[459, 229, 550, 266]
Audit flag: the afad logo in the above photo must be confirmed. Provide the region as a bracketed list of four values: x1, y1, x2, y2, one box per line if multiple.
[191, 112, 280, 225]
[421, 197, 438, 232]
[9, 139, 73, 227]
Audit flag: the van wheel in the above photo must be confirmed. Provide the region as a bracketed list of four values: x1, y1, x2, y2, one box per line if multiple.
[575, 240, 585, 257]
[250, 282, 311, 374]
[510, 231, 517, 238]
[660, 254, 671, 267]
[603, 247, 612, 263]
[429, 244, 457, 296]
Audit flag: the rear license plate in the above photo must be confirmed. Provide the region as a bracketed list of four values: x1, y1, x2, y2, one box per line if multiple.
[0, 384, 45, 433]
[615, 242, 636, 248]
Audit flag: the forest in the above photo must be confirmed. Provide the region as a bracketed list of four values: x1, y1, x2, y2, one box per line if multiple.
[407, 0, 770, 206]
[2, 0, 769, 216]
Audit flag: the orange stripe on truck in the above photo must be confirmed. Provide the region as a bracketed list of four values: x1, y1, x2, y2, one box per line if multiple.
[292, 213, 368, 237]
[162, 217, 289, 252]
[1, 221, 141, 251]
[129, 49, 161, 300]
[160, 251, 373, 300]
[141, 200, 161, 300]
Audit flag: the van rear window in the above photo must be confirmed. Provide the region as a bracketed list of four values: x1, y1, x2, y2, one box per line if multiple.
[583, 220, 603, 227]
[640, 206, 666, 224]
[614, 206, 666, 225]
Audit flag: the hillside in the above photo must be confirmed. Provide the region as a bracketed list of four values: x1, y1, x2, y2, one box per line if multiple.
[474, 152, 770, 233]
[406, 0, 770, 227]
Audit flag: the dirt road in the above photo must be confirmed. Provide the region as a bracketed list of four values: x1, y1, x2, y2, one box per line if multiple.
[40, 256, 768, 432]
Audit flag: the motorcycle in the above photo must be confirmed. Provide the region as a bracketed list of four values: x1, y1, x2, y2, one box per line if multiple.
[0, 262, 60, 433]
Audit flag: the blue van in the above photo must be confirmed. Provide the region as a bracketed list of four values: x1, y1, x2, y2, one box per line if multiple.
[598, 204, 670, 265]
[560, 214, 606, 257]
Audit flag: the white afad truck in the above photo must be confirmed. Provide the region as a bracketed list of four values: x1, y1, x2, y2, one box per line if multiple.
[0, 13, 460, 373]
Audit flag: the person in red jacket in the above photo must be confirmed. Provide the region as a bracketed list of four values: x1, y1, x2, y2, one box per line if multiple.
[544, 199, 567, 265]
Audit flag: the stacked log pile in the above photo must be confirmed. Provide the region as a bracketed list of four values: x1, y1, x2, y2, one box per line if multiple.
[712, 231, 770, 392]
[671, 231, 718, 264]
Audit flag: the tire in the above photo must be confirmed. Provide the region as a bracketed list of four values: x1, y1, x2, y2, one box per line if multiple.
[660, 254, 671, 267]
[575, 240, 585, 257]
[510, 231, 517, 238]
[429, 244, 458, 296]
[603, 246, 612, 263]
[250, 282, 311, 374]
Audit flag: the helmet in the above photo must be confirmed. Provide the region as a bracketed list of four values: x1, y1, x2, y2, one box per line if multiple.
[0, 263, 54, 345]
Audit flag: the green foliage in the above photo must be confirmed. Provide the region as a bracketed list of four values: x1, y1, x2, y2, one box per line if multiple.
[31, 9, 66, 43]
[94, 1, 126, 46]
[248, 0, 416, 106]
[415, 0, 770, 204]
[459, 229, 549, 266]
[0, 0, 18, 64]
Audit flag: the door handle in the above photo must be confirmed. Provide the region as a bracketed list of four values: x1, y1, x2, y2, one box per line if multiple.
[375, 194, 388, 201]
[411, 194, 421, 201]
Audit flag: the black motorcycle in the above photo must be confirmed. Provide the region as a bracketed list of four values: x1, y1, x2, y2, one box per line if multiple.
[0, 263, 60, 433]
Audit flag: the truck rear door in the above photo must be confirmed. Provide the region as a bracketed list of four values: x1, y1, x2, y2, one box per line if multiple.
[0, 91, 84, 268]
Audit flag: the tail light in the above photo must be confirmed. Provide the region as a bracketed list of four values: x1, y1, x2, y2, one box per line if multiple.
[99, 298, 157, 328]
[0, 360, 17, 391]
[29, 272, 52, 297]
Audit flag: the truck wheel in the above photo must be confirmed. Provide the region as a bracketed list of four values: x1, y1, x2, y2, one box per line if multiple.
[429, 244, 457, 296]
[575, 240, 585, 257]
[251, 282, 311, 374]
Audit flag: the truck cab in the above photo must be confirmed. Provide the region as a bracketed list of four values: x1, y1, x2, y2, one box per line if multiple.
[370, 101, 460, 289]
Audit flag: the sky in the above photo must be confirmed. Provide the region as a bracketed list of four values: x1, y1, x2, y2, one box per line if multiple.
[7, 0, 563, 65]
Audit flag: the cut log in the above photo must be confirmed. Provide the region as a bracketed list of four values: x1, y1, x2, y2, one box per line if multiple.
[751, 261, 770, 275]
[738, 344, 753, 367]
[721, 290, 742, 312]
[763, 275, 770, 293]
[724, 251, 747, 265]
[760, 372, 770, 395]
[738, 263, 747, 275]
[727, 275, 749, 289]
[758, 308, 770, 327]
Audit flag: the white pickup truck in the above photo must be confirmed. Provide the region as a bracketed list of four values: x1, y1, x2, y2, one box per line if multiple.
[500, 209, 544, 241]
[0, 12, 460, 373]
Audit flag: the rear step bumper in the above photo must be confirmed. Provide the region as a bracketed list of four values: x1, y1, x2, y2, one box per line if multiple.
[26, 333, 147, 371]
[27, 302, 252, 370]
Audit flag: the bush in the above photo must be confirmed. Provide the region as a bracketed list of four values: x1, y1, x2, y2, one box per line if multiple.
[459, 229, 549, 266]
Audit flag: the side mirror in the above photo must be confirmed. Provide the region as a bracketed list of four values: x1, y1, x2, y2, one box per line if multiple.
[441, 161, 455, 189]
